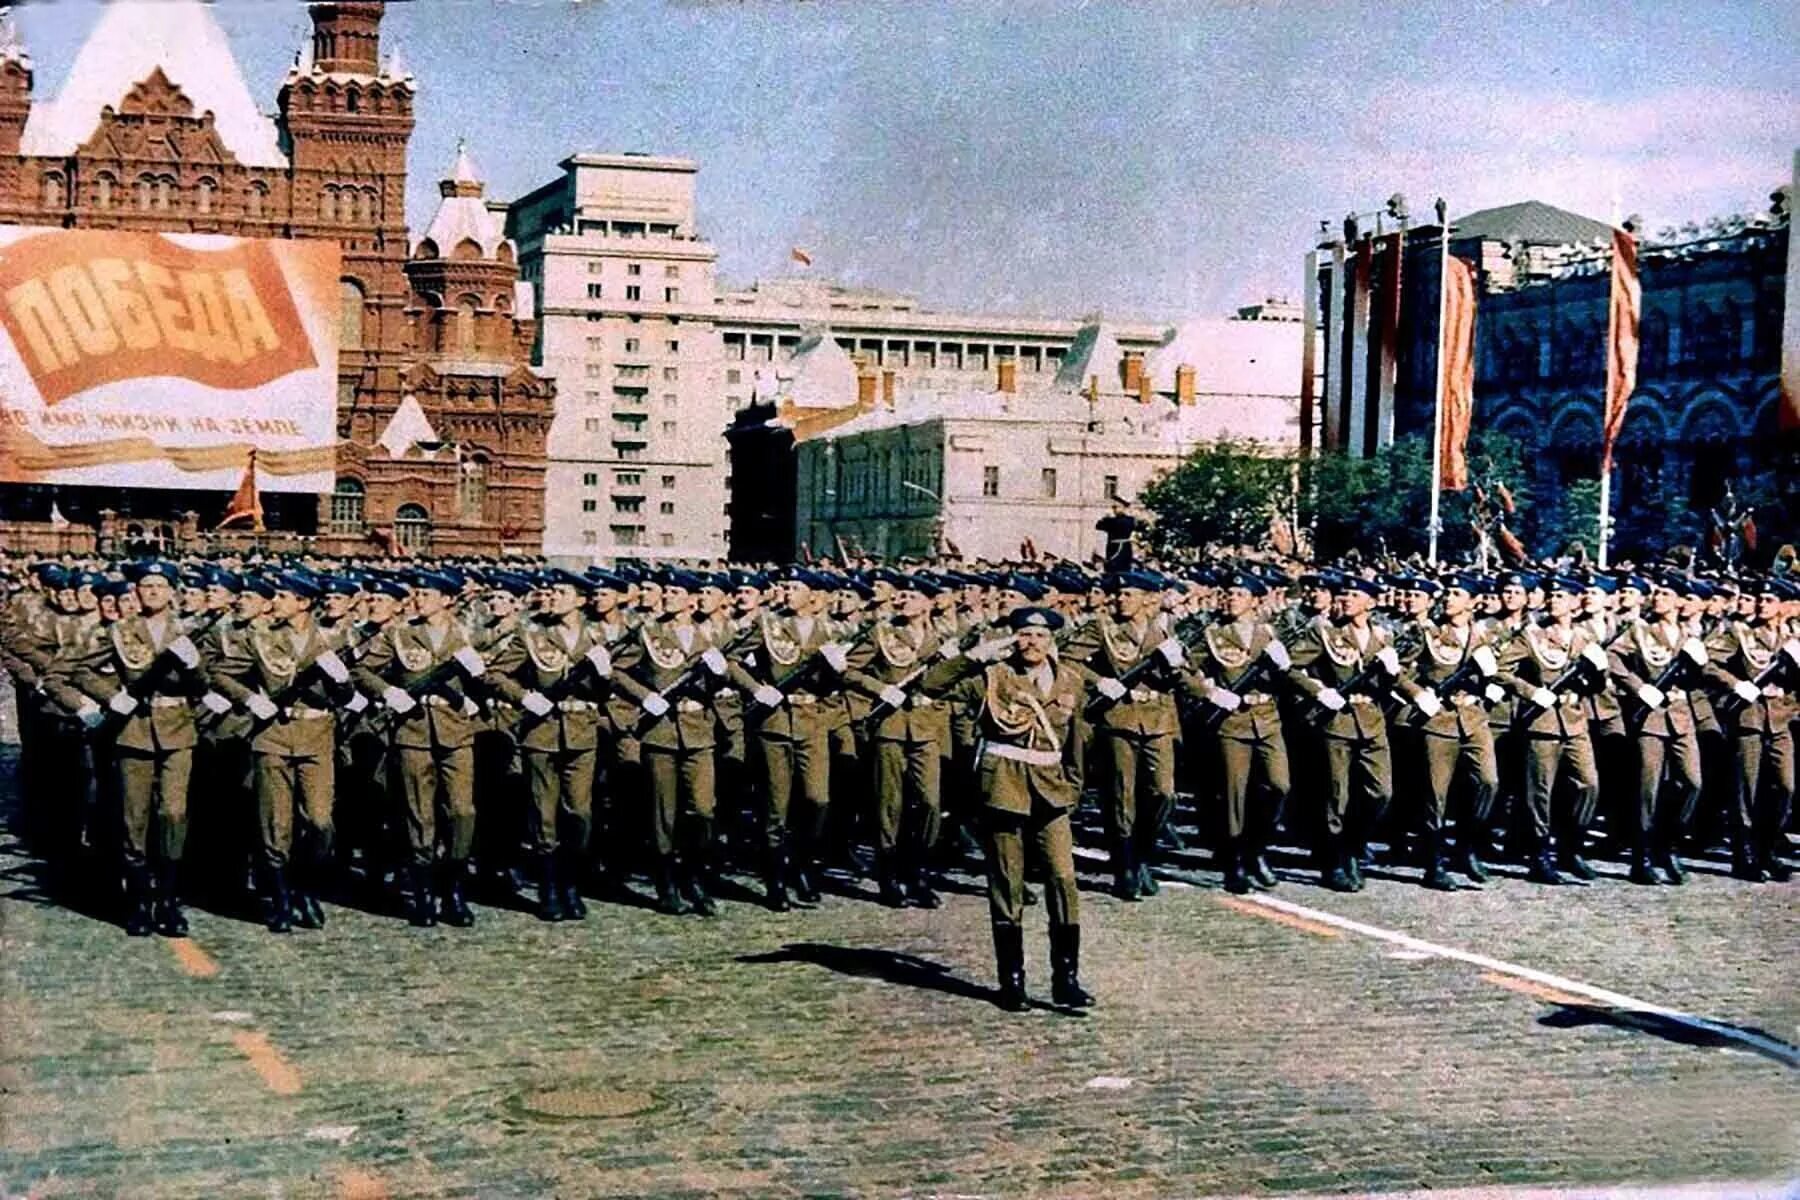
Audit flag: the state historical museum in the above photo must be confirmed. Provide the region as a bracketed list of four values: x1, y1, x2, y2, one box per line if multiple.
[0, 1, 553, 557]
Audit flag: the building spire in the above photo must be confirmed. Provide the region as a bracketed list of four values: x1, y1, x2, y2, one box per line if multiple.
[0, 6, 30, 66]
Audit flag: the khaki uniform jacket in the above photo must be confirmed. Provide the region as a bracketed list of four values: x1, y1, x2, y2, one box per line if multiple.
[1394, 618, 1497, 739]
[1286, 616, 1394, 741]
[352, 618, 487, 751]
[1061, 614, 1181, 737]
[726, 611, 839, 741]
[1496, 621, 1599, 740]
[607, 618, 734, 753]
[1187, 618, 1286, 741]
[69, 612, 209, 753]
[843, 619, 966, 745]
[485, 616, 609, 753]
[1608, 619, 1698, 738]
[212, 619, 345, 757]
[1701, 620, 1798, 735]
[199, 615, 261, 741]
[949, 657, 1086, 816]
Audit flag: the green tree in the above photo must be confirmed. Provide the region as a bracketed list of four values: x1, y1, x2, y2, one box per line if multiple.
[1140, 439, 1294, 554]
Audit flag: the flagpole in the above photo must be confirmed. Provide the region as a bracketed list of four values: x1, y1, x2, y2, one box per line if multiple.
[1597, 464, 1612, 569]
[1427, 197, 1449, 566]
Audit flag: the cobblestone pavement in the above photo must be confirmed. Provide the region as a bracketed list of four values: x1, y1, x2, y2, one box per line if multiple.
[0, 739, 1794, 1199]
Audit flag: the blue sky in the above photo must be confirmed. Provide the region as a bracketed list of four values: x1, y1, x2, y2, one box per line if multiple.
[16, 0, 1798, 322]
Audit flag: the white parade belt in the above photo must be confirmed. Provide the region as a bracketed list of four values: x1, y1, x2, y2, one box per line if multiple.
[983, 743, 1061, 767]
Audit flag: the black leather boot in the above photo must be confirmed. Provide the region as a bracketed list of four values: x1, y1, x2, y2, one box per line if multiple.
[537, 852, 568, 922]
[1421, 834, 1456, 891]
[685, 822, 719, 916]
[1049, 923, 1095, 1008]
[1322, 840, 1356, 892]
[262, 864, 293, 933]
[1112, 841, 1140, 901]
[765, 836, 791, 912]
[123, 864, 154, 937]
[1629, 849, 1668, 885]
[1457, 838, 1491, 884]
[992, 921, 1029, 1012]
[654, 859, 690, 915]
[1221, 840, 1251, 894]
[1760, 830, 1793, 882]
[1247, 846, 1277, 890]
[1345, 844, 1366, 891]
[559, 846, 588, 919]
[292, 854, 325, 929]
[1654, 834, 1687, 885]
[907, 851, 942, 909]
[791, 849, 821, 905]
[406, 864, 437, 927]
[1527, 848, 1567, 886]
[153, 862, 188, 938]
[876, 851, 907, 908]
[438, 860, 475, 927]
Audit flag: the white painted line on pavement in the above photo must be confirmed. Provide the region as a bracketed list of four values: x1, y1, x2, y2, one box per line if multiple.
[1234, 892, 1800, 1069]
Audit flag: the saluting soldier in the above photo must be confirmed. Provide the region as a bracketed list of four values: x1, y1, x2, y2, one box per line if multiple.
[1703, 577, 1798, 880]
[1285, 575, 1398, 892]
[351, 569, 491, 928]
[1394, 574, 1502, 888]
[68, 561, 213, 937]
[947, 605, 1093, 1011]
[1061, 570, 1189, 901]
[606, 570, 737, 916]
[485, 569, 613, 922]
[1496, 575, 1608, 885]
[211, 572, 354, 932]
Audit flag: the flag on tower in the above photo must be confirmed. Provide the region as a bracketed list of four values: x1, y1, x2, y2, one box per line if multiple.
[217, 449, 264, 532]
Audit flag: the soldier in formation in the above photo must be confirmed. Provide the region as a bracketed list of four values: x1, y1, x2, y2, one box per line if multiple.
[3, 547, 1797, 1015]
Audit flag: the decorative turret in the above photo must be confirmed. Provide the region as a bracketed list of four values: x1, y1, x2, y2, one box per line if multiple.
[0, 8, 32, 159]
[406, 141, 529, 362]
[309, 1, 384, 76]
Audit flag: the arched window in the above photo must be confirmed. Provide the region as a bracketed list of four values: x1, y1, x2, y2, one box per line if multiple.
[330, 477, 366, 533]
[137, 175, 155, 211]
[459, 455, 488, 519]
[246, 181, 267, 218]
[320, 185, 337, 223]
[154, 176, 174, 211]
[455, 296, 479, 356]
[394, 503, 431, 554]
[196, 178, 217, 215]
[41, 172, 64, 208]
[340, 278, 366, 350]
[94, 172, 115, 209]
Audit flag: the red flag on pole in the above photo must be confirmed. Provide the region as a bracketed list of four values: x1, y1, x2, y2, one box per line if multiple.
[216, 449, 264, 531]
[1601, 227, 1640, 472]
[1437, 255, 1478, 490]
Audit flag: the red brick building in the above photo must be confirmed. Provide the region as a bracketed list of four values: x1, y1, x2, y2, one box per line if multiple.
[0, 0, 552, 556]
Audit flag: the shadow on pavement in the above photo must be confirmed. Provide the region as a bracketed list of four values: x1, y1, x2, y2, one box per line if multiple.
[1539, 1004, 1800, 1069]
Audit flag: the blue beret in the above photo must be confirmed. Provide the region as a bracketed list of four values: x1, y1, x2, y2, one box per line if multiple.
[1545, 575, 1587, 596]
[658, 569, 705, 593]
[272, 572, 322, 600]
[1445, 573, 1484, 595]
[368, 576, 411, 600]
[409, 570, 460, 596]
[1007, 605, 1065, 632]
[1223, 571, 1269, 597]
[1583, 575, 1617, 594]
[584, 567, 632, 593]
[489, 571, 539, 596]
[35, 563, 70, 588]
[96, 577, 133, 598]
[1334, 575, 1383, 597]
[72, 569, 108, 590]
[320, 575, 360, 597]
[124, 560, 181, 585]
[1104, 570, 1162, 593]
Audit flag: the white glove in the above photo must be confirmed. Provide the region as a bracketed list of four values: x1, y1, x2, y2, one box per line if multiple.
[168, 635, 200, 669]
[1316, 687, 1346, 712]
[246, 693, 279, 721]
[1096, 677, 1128, 702]
[382, 686, 416, 715]
[452, 646, 486, 677]
[1733, 680, 1760, 705]
[1636, 683, 1665, 710]
[1484, 683, 1505, 704]
[641, 693, 670, 717]
[1414, 689, 1443, 719]
[1263, 640, 1292, 670]
[1471, 646, 1499, 676]
[1375, 647, 1400, 675]
[521, 690, 555, 717]
[937, 640, 962, 661]
[701, 648, 727, 676]
[314, 650, 348, 683]
[200, 690, 233, 716]
[584, 645, 612, 677]
[108, 691, 139, 716]
[820, 642, 849, 673]
[76, 700, 104, 729]
[754, 685, 785, 708]
[462, 698, 480, 717]
[880, 685, 908, 709]
[1530, 687, 1557, 710]
[968, 636, 1014, 663]
[1156, 637, 1186, 668]
[344, 692, 369, 715]
[1208, 687, 1241, 712]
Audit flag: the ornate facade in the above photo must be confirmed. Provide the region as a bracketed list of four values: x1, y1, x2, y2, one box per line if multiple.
[0, 0, 551, 556]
